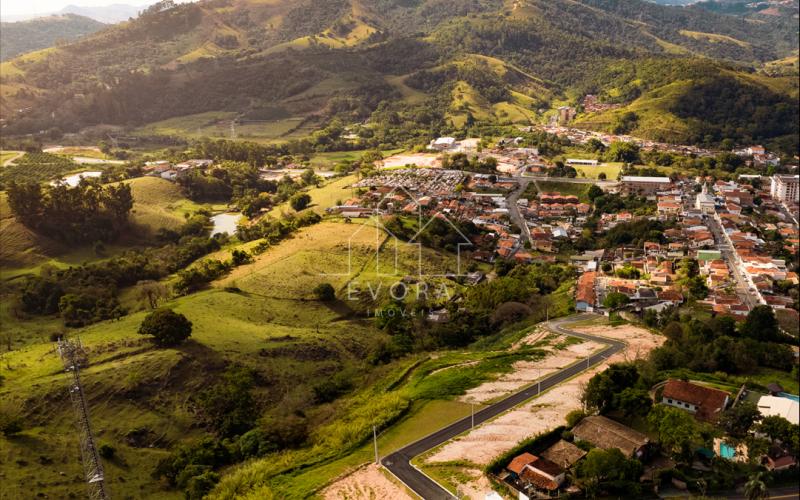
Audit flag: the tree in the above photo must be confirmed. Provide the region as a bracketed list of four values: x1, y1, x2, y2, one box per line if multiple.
[138, 308, 192, 347]
[598, 172, 607, 180]
[744, 472, 769, 500]
[289, 193, 311, 211]
[719, 401, 760, 439]
[582, 363, 640, 413]
[758, 415, 799, 453]
[606, 141, 641, 163]
[588, 184, 604, 201]
[313, 283, 336, 301]
[647, 405, 702, 462]
[617, 388, 653, 417]
[196, 367, 257, 438]
[603, 292, 630, 310]
[138, 280, 169, 309]
[739, 306, 781, 342]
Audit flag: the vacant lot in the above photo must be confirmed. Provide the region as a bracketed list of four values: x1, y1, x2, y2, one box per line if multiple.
[380, 153, 441, 169]
[424, 322, 663, 466]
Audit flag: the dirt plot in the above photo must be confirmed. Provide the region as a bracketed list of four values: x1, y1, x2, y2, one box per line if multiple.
[322, 463, 413, 500]
[460, 337, 603, 404]
[379, 153, 441, 169]
[426, 323, 663, 466]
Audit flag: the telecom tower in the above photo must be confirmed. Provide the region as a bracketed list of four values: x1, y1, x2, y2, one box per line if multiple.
[57, 338, 109, 500]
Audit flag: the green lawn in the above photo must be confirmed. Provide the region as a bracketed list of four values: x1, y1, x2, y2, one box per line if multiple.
[573, 163, 623, 180]
[264, 174, 356, 219]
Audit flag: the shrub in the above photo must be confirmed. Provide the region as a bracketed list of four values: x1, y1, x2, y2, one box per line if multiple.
[289, 193, 311, 211]
[138, 308, 193, 347]
[566, 409, 587, 427]
[313, 283, 336, 301]
[98, 444, 115, 459]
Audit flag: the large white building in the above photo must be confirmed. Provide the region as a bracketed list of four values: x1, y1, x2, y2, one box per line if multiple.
[757, 395, 799, 425]
[770, 175, 799, 204]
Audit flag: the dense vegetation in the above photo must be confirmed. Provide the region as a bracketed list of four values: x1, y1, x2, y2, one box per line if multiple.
[7, 179, 133, 244]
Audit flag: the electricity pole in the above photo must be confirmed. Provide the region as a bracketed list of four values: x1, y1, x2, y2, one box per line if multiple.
[373, 425, 379, 464]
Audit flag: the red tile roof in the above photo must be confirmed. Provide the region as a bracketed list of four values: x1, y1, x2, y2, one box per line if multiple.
[508, 452, 537, 474]
[663, 380, 729, 421]
[576, 272, 597, 305]
[520, 468, 559, 491]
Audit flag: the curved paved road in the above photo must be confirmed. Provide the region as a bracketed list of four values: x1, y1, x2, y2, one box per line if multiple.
[382, 313, 625, 499]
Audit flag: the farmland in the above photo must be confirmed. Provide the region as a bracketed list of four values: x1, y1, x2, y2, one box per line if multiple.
[0, 152, 81, 186]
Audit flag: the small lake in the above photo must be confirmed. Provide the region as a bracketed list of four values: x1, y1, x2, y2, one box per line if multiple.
[210, 213, 242, 236]
[54, 171, 103, 187]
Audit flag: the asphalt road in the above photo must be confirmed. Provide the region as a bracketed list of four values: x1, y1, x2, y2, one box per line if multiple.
[381, 314, 626, 499]
[705, 214, 760, 309]
[506, 176, 534, 249]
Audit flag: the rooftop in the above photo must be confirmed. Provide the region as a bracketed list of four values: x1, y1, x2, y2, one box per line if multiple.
[572, 415, 649, 457]
[662, 380, 729, 421]
[621, 176, 672, 183]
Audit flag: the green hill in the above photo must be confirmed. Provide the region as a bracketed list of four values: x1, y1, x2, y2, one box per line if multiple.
[573, 58, 799, 147]
[0, 0, 797, 148]
[0, 14, 107, 61]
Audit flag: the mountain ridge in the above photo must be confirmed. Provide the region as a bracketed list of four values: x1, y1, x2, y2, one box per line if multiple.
[0, 0, 797, 149]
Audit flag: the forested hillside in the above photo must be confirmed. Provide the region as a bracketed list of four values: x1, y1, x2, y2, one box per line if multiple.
[0, 14, 106, 61]
[0, 0, 797, 148]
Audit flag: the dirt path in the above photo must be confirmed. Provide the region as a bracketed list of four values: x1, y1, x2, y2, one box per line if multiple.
[322, 463, 414, 500]
[2, 151, 23, 167]
[425, 323, 663, 466]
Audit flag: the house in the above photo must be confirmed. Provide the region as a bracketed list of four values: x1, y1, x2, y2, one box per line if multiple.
[661, 380, 730, 422]
[572, 415, 650, 459]
[620, 176, 672, 197]
[506, 452, 566, 498]
[575, 272, 597, 312]
[429, 137, 457, 151]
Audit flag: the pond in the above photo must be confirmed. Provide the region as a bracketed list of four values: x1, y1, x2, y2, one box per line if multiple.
[210, 212, 242, 236]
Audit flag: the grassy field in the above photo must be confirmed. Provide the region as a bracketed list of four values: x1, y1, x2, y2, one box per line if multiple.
[135, 111, 310, 143]
[122, 176, 207, 235]
[0, 209, 581, 499]
[50, 147, 109, 160]
[573, 162, 622, 180]
[535, 180, 591, 202]
[264, 174, 356, 218]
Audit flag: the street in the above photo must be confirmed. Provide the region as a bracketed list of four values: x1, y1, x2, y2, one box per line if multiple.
[381, 313, 625, 499]
[705, 213, 760, 309]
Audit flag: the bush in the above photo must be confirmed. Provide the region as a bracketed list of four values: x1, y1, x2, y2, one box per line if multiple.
[289, 193, 311, 211]
[313, 283, 336, 301]
[0, 411, 22, 436]
[98, 444, 115, 459]
[138, 308, 193, 347]
[184, 470, 219, 500]
[566, 409, 587, 427]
